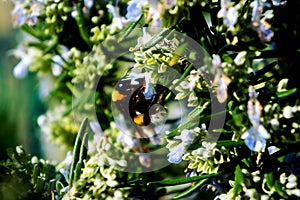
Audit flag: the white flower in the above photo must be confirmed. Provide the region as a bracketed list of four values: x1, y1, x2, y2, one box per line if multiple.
[267, 145, 280, 155]
[251, 0, 263, 23]
[89, 121, 103, 152]
[234, 51, 247, 66]
[212, 54, 231, 103]
[51, 45, 69, 76]
[187, 69, 202, 91]
[272, 0, 287, 7]
[147, 0, 161, 27]
[58, 151, 73, 189]
[106, 4, 126, 33]
[174, 129, 195, 145]
[84, 0, 94, 10]
[11, 0, 44, 27]
[247, 100, 262, 127]
[217, 0, 239, 30]
[38, 74, 55, 99]
[90, 121, 103, 136]
[51, 55, 63, 76]
[130, 27, 153, 51]
[212, 54, 222, 69]
[213, 73, 231, 103]
[283, 106, 294, 119]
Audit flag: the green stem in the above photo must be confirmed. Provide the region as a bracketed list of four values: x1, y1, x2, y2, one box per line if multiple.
[140, 29, 173, 51]
[118, 15, 144, 43]
[69, 118, 89, 185]
[189, 140, 245, 150]
[75, 1, 92, 48]
[147, 171, 224, 187]
[164, 63, 194, 102]
[20, 24, 51, 41]
[172, 179, 208, 199]
[74, 131, 89, 181]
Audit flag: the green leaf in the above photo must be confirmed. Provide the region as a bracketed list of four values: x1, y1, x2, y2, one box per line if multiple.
[172, 179, 208, 199]
[32, 164, 39, 185]
[216, 140, 245, 148]
[118, 15, 145, 42]
[147, 171, 224, 187]
[234, 164, 243, 196]
[264, 172, 274, 190]
[231, 108, 243, 127]
[36, 177, 45, 193]
[166, 106, 204, 139]
[56, 180, 65, 196]
[276, 88, 297, 98]
[274, 180, 288, 198]
[69, 118, 89, 185]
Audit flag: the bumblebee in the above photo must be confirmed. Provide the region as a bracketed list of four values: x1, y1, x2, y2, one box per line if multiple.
[111, 71, 175, 168]
[112, 72, 169, 127]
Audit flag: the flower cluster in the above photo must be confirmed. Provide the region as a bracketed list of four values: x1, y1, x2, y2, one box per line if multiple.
[1, 0, 299, 199]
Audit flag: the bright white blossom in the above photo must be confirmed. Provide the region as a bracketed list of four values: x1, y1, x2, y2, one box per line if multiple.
[11, 0, 44, 27]
[217, 0, 240, 30]
[106, 4, 126, 33]
[11, 45, 37, 79]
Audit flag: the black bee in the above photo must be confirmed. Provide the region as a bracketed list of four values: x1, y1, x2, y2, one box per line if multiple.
[112, 73, 169, 127]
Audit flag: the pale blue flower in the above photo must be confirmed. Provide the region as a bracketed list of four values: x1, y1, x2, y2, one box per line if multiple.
[130, 27, 153, 51]
[117, 131, 137, 149]
[164, 0, 177, 9]
[126, 0, 147, 22]
[242, 86, 270, 152]
[167, 143, 186, 164]
[241, 125, 270, 152]
[51, 55, 63, 76]
[167, 129, 195, 164]
[84, 0, 94, 10]
[143, 73, 155, 100]
[13, 57, 30, 79]
[11, 45, 32, 79]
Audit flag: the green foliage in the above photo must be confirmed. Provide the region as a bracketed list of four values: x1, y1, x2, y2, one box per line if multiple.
[2, 0, 300, 199]
[0, 146, 60, 200]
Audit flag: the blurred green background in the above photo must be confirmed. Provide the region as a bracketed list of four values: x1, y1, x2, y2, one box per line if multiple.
[0, 1, 44, 160]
